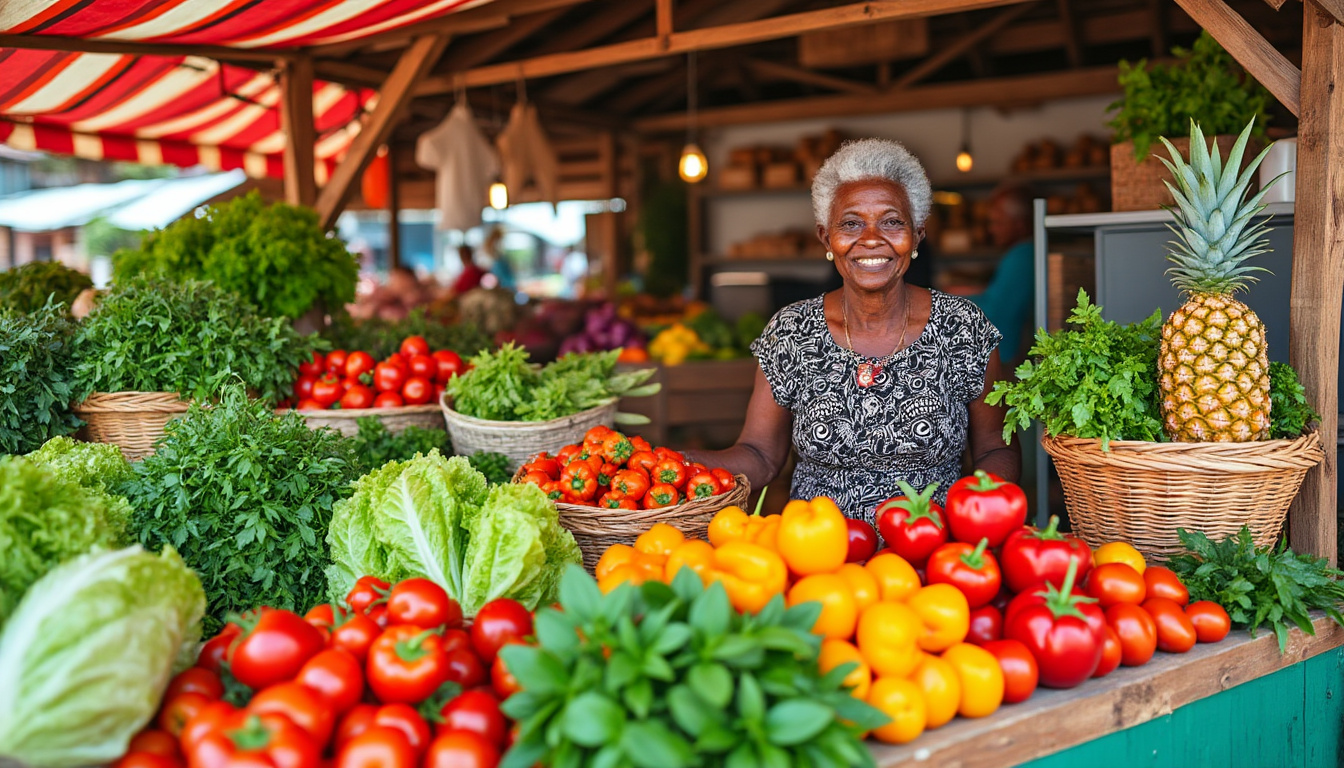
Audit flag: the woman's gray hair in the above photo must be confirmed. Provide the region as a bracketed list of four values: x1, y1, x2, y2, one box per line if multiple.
[811, 138, 933, 228]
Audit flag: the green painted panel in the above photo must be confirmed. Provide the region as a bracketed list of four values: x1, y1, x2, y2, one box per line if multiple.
[1024, 649, 1344, 768]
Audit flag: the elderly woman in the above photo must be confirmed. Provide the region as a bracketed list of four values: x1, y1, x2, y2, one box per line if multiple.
[687, 138, 1020, 525]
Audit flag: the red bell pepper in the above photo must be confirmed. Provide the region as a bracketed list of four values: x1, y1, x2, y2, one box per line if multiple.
[925, 537, 1002, 609]
[1000, 515, 1094, 594]
[629, 435, 653, 455]
[652, 459, 689, 490]
[1003, 558, 1105, 689]
[628, 450, 659, 475]
[686, 472, 721, 500]
[711, 468, 736, 493]
[599, 432, 633, 464]
[875, 480, 947, 566]
[597, 462, 619, 488]
[559, 463, 598, 502]
[555, 444, 584, 467]
[966, 604, 1003, 646]
[944, 470, 1027, 547]
[611, 469, 650, 500]
[644, 483, 679, 509]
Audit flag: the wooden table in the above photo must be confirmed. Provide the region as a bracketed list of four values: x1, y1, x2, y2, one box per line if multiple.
[871, 615, 1344, 767]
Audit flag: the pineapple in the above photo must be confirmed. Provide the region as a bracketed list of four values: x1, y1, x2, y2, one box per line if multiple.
[1156, 120, 1278, 442]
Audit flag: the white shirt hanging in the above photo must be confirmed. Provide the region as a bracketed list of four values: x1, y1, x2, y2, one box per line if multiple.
[415, 101, 499, 231]
[496, 101, 558, 206]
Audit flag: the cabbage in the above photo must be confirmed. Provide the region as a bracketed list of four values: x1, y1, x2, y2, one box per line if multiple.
[23, 436, 133, 495]
[0, 546, 205, 768]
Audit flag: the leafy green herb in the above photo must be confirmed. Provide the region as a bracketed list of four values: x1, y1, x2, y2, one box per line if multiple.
[347, 416, 452, 472]
[467, 451, 512, 485]
[448, 344, 659, 422]
[0, 262, 92, 314]
[500, 567, 886, 768]
[987, 290, 1164, 449]
[0, 301, 81, 454]
[23, 436, 133, 496]
[73, 277, 314, 404]
[114, 191, 358, 320]
[1169, 527, 1344, 653]
[1268, 361, 1320, 439]
[322, 309, 493, 360]
[1108, 31, 1270, 160]
[118, 385, 361, 634]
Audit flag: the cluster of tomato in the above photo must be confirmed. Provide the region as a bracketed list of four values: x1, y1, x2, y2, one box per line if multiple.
[517, 426, 736, 509]
[114, 577, 532, 768]
[289, 336, 466, 411]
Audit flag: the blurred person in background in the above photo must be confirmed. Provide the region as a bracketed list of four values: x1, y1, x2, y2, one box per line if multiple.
[452, 244, 487, 295]
[968, 184, 1036, 364]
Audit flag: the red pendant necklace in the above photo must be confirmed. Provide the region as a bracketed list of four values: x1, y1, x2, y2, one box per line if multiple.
[842, 292, 909, 388]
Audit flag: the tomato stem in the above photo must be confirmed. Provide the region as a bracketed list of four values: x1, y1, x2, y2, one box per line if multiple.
[1029, 515, 1066, 541]
[967, 469, 1005, 492]
[961, 537, 990, 570]
[228, 715, 274, 750]
[395, 628, 440, 662]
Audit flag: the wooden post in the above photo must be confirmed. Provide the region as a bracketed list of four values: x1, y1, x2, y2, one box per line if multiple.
[1289, 2, 1344, 564]
[387, 145, 401, 271]
[280, 54, 316, 207]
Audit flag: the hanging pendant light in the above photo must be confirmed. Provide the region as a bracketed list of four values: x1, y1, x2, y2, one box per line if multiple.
[678, 51, 708, 183]
[489, 180, 508, 210]
[955, 109, 974, 173]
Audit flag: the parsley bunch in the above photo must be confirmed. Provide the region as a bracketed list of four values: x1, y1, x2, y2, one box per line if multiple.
[348, 416, 452, 472]
[1169, 527, 1344, 653]
[1268, 362, 1320, 439]
[987, 290, 1164, 449]
[0, 262, 92, 314]
[0, 302, 81, 454]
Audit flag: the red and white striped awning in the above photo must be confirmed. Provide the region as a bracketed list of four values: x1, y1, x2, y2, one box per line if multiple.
[0, 0, 491, 180]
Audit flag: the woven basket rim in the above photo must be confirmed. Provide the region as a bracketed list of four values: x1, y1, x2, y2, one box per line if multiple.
[281, 403, 443, 417]
[554, 474, 750, 517]
[440, 393, 617, 428]
[1041, 428, 1321, 452]
[75, 391, 190, 413]
[1042, 429, 1324, 474]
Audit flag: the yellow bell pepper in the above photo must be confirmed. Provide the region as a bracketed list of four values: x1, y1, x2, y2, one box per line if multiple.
[864, 552, 921, 603]
[777, 497, 848, 576]
[856, 602, 922, 678]
[709, 542, 788, 614]
[866, 678, 927, 744]
[1093, 541, 1147, 575]
[665, 539, 715, 583]
[787, 573, 858, 640]
[595, 544, 636, 580]
[707, 506, 749, 548]
[836, 563, 880, 613]
[909, 655, 962, 729]
[906, 584, 970, 653]
[598, 564, 647, 594]
[941, 643, 1004, 718]
[818, 639, 871, 700]
[634, 523, 685, 558]
[746, 515, 780, 551]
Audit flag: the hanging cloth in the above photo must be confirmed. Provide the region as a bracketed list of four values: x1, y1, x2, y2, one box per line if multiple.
[496, 100, 559, 206]
[415, 101, 500, 231]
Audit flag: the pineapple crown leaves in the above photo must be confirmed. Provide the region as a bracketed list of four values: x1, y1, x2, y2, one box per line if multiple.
[1157, 119, 1281, 297]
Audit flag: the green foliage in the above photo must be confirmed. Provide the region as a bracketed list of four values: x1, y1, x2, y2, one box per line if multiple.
[1268, 362, 1319, 439]
[0, 302, 81, 454]
[23, 436, 132, 495]
[347, 416, 453, 472]
[322, 309, 493, 360]
[987, 290, 1164, 449]
[1170, 527, 1344, 653]
[114, 191, 358, 320]
[0, 262, 92, 314]
[1108, 32, 1270, 159]
[467, 451, 512, 485]
[637, 180, 689, 298]
[448, 344, 659, 422]
[73, 277, 314, 404]
[118, 385, 361, 634]
[499, 567, 885, 768]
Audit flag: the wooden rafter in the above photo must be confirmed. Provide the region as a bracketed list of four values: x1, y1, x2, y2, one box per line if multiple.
[1309, 0, 1344, 24]
[312, 59, 386, 89]
[439, 8, 569, 71]
[1173, 0, 1301, 115]
[1149, 0, 1171, 57]
[315, 35, 449, 230]
[0, 33, 296, 61]
[544, 59, 674, 104]
[1261, 0, 1288, 8]
[657, 0, 674, 39]
[744, 58, 878, 95]
[893, 2, 1038, 89]
[528, 0, 654, 56]
[1056, 0, 1083, 67]
[279, 54, 316, 207]
[312, 0, 588, 55]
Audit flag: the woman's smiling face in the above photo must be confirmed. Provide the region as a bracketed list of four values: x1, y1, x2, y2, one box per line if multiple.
[818, 178, 923, 294]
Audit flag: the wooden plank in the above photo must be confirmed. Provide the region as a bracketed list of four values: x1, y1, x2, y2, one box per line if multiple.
[1150, 0, 1171, 57]
[0, 33, 294, 62]
[279, 54, 316, 208]
[1312, 0, 1344, 24]
[744, 58, 878, 95]
[892, 1, 1039, 89]
[311, 59, 386, 89]
[871, 615, 1344, 767]
[634, 65, 1119, 131]
[656, 0, 674, 40]
[315, 35, 448, 231]
[387, 145, 401, 271]
[1304, 647, 1344, 764]
[1262, 0, 1289, 9]
[311, 0, 590, 55]
[1173, 0, 1301, 117]
[1287, 2, 1344, 565]
[439, 8, 569, 72]
[1056, 0, 1083, 67]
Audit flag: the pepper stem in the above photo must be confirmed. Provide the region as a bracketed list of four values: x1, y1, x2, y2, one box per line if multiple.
[960, 537, 990, 570]
[753, 486, 769, 517]
[395, 628, 440, 662]
[228, 715, 274, 750]
[1030, 515, 1065, 541]
[1042, 557, 1098, 621]
[968, 469, 1005, 492]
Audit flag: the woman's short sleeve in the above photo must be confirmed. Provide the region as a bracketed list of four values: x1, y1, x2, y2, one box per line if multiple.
[749, 303, 810, 410]
[942, 295, 1004, 402]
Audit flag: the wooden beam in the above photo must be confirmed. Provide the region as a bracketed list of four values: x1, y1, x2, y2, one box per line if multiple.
[1309, 0, 1344, 24]
[657, 0, 674, 40]
[1287, 1, 1344, 565]
[988, 8, 1201, 55]
[1150, 0, 1171, 57]
[315, 35, 449, 230]
[439, 8, 569, 72]
[892, 2, 1039, 89]
[279, 54, 317, 207]
[311, 0, 588, 55]
[634, 65, 1119, 131]
[0, 33, 295, 62]
[1056, 0, 1083, 67]
[311, 59, 385, 89]
[387, 145, 401, 271]
[744, 57, 878, 95]
[1262, 0, 1289, 9]
[529, 0, 654, 56]
[1173, 0, 1301, 116]
[419, 0, 1033, 92]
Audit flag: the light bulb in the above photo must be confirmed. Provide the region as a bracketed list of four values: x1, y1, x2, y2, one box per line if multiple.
[679, 143, 708, 183]
[489, 182, 508, 210]
[956, 149, 973, 173]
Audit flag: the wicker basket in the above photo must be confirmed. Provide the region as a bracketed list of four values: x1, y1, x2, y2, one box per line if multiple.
[1110, 136, 1258, 212]
[1042, 430, 1324, 559]
[440, 394, 617, 472]
[288, 404, 444, 437]
[74, 391, 190, 460]
[513, 467, 751, 569]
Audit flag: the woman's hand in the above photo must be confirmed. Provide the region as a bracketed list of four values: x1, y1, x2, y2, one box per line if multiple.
[968, 349, 1021, 482]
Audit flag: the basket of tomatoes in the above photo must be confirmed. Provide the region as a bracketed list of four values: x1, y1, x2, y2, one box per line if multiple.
[513, 426, 749, 568]
[284, 335, 465, 437]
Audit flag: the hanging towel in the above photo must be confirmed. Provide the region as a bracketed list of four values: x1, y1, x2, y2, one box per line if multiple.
[416, 101, 499, 231]
[496, 101, 559, 206]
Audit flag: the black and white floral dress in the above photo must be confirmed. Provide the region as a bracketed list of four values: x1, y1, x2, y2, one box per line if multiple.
[750, 290, 1002, 526]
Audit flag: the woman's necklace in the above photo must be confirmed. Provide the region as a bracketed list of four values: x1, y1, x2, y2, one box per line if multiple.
[842, 291, 909, 388]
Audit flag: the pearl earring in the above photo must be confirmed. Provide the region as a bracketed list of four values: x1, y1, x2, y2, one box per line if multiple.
[911, 249, 919, 260]
[825, 251, 834, 261]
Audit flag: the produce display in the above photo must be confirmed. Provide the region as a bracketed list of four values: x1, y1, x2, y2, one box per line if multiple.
[517, 426, 736, 508]
[0, 261, 92, 314]
[0, 302, 81, 454]
[645, 308, 766, 366]
[556, 301, 645, 357]
[321, 309, 493, 367]
[289, 334, 466, 410]
[447, 345, 657, 422]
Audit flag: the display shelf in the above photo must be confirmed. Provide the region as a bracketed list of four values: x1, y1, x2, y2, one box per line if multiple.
[938, 165, 1112, 189]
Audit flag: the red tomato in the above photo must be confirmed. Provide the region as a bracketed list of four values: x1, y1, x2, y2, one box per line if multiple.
[296, 397, 324, 411]
[374, 704, 432, 756]
[981, 639, 1038, 704]
[423, 731, 500, 768]
[346, 350, 376, 380]
[373, 391, 404, 408]
[400, 336, 431, 358]
[944, 470, 1027, 547]
[926, 538, 1003, 609]
[433, 383, 447, 405]
[312, 374, 344, 408]
[331, 610, 382, 663]
[491, 651, 522, 700]
[433, 350, 465, 382]
[112, 752, 179, 768]
[127, 730, 181, 760]
[408, 354, 437, 380]
[875, 484, 948, 566]
[999, 515, 1092, 594]
[401, 376, 433, 405]
[348, 576, 391, 614]
[193, 711, 320, 768]
[341, 383, 376, 410]
[367, 625, 451, 704]
[441, 628, 472, 655]
[966, 604, 1003, 646]
[334, 703, 379, 752]
[294, 375, 316, 401]
[374, 362, 407, 393]
[1186, 600, 1231, 643]
[296, 648, 364, 714]
[165, 667, 223, 702]
[471, 599, 534, 663]
[387, 578, 463, 630]
[1094, 626, 1122, 677]
[444, 647, 487, 689]
[1084, 562, 1147, 608]
[158, 692, 212, 736]
[1105, 602, 1158, 667]
[1002, 560, 1104, 689]
[228, 608, 325, 690]
[385, 353, 408, 370]
[1143, 566, 1190, 606]
[248, 681, 335, 746]
[845, 518, 878, 563]
[326, 350, 349, 375]
[179, 700, 237, 754]
[335, 725, 417, 768]
[304, 603, 335, 632]
[1142, 597, 1197, 653]
[298, 352, 325, 378]
[436, 690, 507, 747]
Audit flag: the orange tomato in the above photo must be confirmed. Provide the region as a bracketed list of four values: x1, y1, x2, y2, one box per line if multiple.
[856, 602, 923, 678]
[595, 544, 636, 580]
[1142, 566, 1190, 606]
[1084, 562, 1147, 608]
[1142, 597, 1197, 653]
[909, 655, 961, 729]
[818, 639, 872, 700]
[665, 539, 715, 583]
[1186, 600, 1232, 643]
[777, 498, 849, 576]
[866, 678, 927, 744]
[864, 552, 921, 603]
[1105, 602, 1158, 666]
[787, 573, 859, 640]
[634, 523, 685, 558]
[836, 563, 880, 612]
